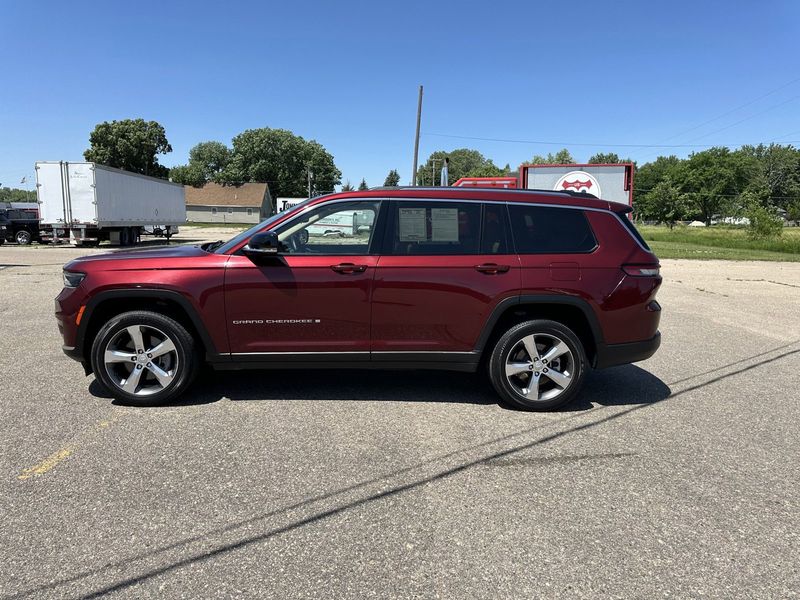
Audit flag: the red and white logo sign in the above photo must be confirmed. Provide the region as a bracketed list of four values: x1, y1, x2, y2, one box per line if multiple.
[554, 171, 601, 196]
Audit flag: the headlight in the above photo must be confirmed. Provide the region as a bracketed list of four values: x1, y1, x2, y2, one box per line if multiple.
[63, 271, 86, 288]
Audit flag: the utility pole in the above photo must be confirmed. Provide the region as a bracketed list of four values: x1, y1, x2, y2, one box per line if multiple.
[307, 167, 313, 198]
[411, 85, 423, 186]
[430, 159, 441, 186]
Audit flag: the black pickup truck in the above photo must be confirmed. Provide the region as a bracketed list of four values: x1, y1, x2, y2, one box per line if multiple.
[0, 208, 40, 245]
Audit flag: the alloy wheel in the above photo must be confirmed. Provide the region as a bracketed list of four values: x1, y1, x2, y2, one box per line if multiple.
[504, 333, 575, 402]
[16, 230, 31, 245]
[103, 325, 179, 396]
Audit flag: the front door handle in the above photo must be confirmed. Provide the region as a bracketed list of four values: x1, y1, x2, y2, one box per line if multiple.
[331, 263, 368, 274]
[475, 263, 510, 274]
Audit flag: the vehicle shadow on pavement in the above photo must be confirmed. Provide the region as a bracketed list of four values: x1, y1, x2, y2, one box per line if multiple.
[95, 364, 671, 411]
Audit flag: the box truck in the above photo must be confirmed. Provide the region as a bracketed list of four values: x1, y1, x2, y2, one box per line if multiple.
[35, 161, 186, 246]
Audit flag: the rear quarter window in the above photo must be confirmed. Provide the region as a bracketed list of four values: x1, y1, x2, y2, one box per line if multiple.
[508, 205, 597, 254]
[618, 215, 652, 251]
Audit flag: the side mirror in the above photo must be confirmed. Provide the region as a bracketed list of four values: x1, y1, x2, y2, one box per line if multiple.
[243, 231, 280, 259]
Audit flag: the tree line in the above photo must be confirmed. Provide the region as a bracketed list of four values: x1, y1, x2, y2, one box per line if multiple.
[82, 119, 342, 199]
[74, 119, 800, 231]
[0, 187, 36, 203]
[415, 146, 800, 230]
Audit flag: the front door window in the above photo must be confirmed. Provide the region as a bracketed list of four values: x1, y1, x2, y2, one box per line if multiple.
[276, 200, 380, 255]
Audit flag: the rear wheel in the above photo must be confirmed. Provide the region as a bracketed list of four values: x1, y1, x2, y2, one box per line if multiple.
[489, 319, 587, 411]
[15, 229, 32, 245]
[90, 311, 199, 406]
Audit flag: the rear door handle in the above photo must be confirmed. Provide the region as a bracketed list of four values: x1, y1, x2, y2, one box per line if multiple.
[331, 263, 368, 274]
[475, 263, 510, 274]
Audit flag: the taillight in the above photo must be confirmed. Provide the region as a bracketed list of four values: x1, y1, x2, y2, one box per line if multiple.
[622, 264, 660, 277]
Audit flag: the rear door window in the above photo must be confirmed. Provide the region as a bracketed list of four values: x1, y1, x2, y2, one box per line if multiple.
[508, 205, 597, 254]
[480, 203, 511, 254]
[387, 201, 481, 255]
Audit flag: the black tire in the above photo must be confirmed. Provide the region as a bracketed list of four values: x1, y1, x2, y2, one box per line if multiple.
[90, 310, 199, 407]
[15, 229, 32, 245]
[489, 319, 587, 411]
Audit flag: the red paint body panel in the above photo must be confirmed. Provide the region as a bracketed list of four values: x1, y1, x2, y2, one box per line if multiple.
[372, 254, 521, 351]
[57, 245, 229, 353]
[223, 254, 377, 353]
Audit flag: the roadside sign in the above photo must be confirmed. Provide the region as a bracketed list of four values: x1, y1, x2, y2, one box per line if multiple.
[520, 163, 634, 207]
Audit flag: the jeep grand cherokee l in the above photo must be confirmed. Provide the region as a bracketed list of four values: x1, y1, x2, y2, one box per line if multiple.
[56, 187, 661, 411]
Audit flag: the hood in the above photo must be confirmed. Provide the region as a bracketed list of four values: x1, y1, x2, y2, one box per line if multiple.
[65, 244, 210, 267]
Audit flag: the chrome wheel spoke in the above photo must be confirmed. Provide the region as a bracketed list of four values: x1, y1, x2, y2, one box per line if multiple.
[523, 375, 540, 399]
[105, 350, 136, 363]
[544, 368, 572, 389]
[121, 366, 144, 393]
[506, 361, 532, 377]
[127, 326, 145, 353]
[541, 341, 569, 363]
[146, 363, 173, 389]
[521, 335, 539, 361]
[148, 338, 176, 359]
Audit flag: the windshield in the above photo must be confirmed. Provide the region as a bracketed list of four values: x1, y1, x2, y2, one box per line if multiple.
[212, 197, 316, 254]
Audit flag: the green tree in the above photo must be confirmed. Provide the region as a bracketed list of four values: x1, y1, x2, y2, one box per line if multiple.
[383, 169, 401, 186]
[527, 148, 575, 165]
[168, 163, 205, 187]
[0, 187, 36, 203]
[638, 177, 694, 228]
[634, 155, 681, 206]
[744, 200, 783, 239]
[190, 141, 230, 179]
[416, 148, 498, 186]
[682, 147, 757, 224]
[170, 141, 231, 186]
[218, 128, 341, 198]
[786, 199, 800, 226]
[588, 152, 633, 164]
[341, 180, 354, 192]
[358, 178, 369, 191]
[465, 160, 507, 178]
[737, 144, 800, 211]
[84, 118, 172, 178]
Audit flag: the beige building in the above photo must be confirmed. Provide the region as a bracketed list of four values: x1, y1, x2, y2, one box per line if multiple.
[184, 183, 273, 224]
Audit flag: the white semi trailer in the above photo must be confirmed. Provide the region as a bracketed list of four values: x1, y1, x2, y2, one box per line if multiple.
[35, 161, 186, 246]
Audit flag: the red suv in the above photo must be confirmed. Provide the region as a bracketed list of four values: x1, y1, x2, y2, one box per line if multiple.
[56, 187, 661, 410]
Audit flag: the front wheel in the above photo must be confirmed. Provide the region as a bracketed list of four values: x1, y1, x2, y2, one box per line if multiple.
[90, 311, 199, 406]
[489, 319, 587, 411]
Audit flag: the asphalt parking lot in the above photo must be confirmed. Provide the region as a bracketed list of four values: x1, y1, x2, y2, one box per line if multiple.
[1, 237, 799, 598]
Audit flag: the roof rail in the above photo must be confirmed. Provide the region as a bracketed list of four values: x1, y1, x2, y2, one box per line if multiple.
[366, 185, 597, 199]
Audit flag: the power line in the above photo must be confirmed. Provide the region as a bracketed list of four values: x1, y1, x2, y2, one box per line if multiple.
[681, 94, 800, 144]
[423, 132, 800, 149]
[653, 75, 800, 144]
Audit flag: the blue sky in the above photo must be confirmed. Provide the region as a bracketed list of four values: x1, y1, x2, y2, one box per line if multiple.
[2, 0, 799, 191]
